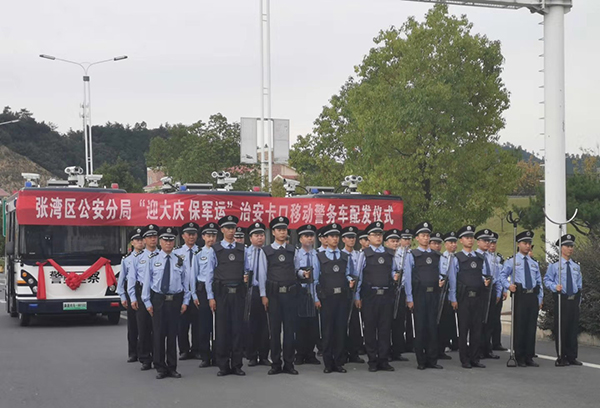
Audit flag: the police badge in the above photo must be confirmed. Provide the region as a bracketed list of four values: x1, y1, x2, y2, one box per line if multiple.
[333, 265, 340, 272]
[278, 254, 286, 262]
[470, 261, 477, 269]
[378, 257, 385, 264]
[426, 257, 432, 265]
[228, 253, 236, 261]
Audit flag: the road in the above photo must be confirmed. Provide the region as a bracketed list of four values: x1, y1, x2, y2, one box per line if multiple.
[0, 306, 598, 408]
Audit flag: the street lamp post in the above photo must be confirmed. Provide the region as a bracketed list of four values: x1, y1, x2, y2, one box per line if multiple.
[0, 120, 19, 126]
[39, 54, 128, 175]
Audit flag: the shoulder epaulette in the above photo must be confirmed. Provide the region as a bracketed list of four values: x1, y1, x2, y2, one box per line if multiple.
[149, 252, 159, 259]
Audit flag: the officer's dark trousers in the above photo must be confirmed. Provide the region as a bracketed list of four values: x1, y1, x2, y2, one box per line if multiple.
[457, 292, 483, 365]
[246, 288, 270, 361]
[215, 285, 245, 371]
[268, 290, 298, 369]
[438, 299, 457, 355]
[391, 287, 408, 357]
[491, 297, 504, 349]
[405, 304, 414, 351]
[124, 290, 138, 359]
[195, 283, 214, 362]
[296, 315, 320, 360]
[362, 289, 393, 367]
[513, 291, 538, 363]
[321, 294, 349, 369]
[553, 293, 580, 361]
[151, 291, 183, 374]
[178, 298, 200, 356]
[135, 283, 153, 365]
[413, 287, 440, 366]
[346, 302, 363, 359]
[481, 286, 501, 355]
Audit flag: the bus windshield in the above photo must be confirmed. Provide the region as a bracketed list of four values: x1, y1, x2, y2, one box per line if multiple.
[20, 225, 123, 263]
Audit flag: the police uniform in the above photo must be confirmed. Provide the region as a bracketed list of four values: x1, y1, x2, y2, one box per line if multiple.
[500, 230, 542, 367]
[127, 224, 160, 370]
[448, 225, 491, 369]
[437, 232, 458, 358]
[391, 228, 412, 361]
[341, 225, 364, 364]
[544, 234, 583, 366]
[118, 228, 143, 362]
[294, 224, 321, 365]
[258, 216, 305, 375]
[404, 222, 444, 370]
[489, 232, 507, 351]
[234, 226, 246, 244]
[142, 227, 191, 379]
[478, 230, 503, 359]
[356, 221, 399, 372]
[315, 223, 353, 373]
[190, 222, 219, 367]
[245, 222, 271, 367]
[175, 222, 200, 360]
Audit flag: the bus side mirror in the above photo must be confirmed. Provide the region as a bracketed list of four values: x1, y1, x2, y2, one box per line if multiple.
[5, 241, 14, 256]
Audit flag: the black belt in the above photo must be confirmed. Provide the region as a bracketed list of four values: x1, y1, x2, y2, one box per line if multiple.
[151, 290, 183, 301]
[372, 287, 390, 295]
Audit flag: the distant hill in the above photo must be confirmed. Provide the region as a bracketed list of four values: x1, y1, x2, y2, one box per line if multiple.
[0, 145, 55, 194]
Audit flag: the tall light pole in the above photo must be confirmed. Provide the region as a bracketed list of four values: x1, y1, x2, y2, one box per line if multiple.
[39, 54, 128, 176]
[0, 119, 19, 126]
[259, 0, 273, 189]
[402, 0, 573, 253]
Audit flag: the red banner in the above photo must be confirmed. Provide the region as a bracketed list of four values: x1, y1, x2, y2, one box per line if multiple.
[15, 190, 403, 229]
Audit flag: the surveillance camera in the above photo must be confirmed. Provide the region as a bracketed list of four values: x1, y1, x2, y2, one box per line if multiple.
[160, 176, 172, 184]
[22, 173, 41, 181]
[211, 172, 218, 178]
[64, 166, 84, 176]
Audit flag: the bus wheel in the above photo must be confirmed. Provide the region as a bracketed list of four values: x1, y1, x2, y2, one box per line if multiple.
[107, 312, 120, 325]
[19, 313, 31, 327]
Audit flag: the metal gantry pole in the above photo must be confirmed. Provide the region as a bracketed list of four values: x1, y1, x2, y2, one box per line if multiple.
[259, 0, 266, 189]
[259, 0, 273, 190]
[266, 0, 273, 187]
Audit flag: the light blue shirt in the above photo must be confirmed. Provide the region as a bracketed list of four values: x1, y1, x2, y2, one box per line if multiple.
[500, 252, 543, 305]
[245, 245, 264, 287]
[117, 250, 142, 302]
[142, 250, 191, 309]
[257, 242, 306, 298]
[174, 244, 199, 269]
[355, 245, 400, 301]
[544, 258, 582, 294]
[204, 240, 251, 300]
[395, 246, 410, 288]
[127, 247, 160, 302]
[189, 245, 213, 301]
[313, 248, 353, 303]
[403, 247, 445, 303]
[342, 248, 359, 278]
[448, 249, 493, 303]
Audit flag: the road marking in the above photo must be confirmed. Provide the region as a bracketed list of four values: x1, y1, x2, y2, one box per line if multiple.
[505, 350, 600, 370]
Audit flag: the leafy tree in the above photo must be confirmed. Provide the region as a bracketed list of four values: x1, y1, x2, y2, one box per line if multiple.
[96, 158, 144, 193]
[290, 5, 520, 230]
[513, 158, 543, 196]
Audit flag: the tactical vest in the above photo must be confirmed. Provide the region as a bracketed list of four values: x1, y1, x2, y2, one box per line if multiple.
[455, 252, 484, 288]
[363, 247, 394, 287]
[412, 250, 441, 287]
[213, 242, 245, 282]
[263, 244, 296, 284]
[317, 251, 349, 294]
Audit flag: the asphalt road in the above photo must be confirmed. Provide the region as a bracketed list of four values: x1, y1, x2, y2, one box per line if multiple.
[0, 307, 598, 408]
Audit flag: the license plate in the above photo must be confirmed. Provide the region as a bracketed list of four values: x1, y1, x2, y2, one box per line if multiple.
[63, 302, 87, 311]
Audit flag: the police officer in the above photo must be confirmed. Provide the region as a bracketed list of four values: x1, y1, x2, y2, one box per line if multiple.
[314, 223, 354, 373]
[448, 225, 492, 369]
[245, 222, 271, 367]
[404, 222, 445, 370]
[258, 216, 307, 375]
[190, 222, 219, 368]
[175, 222, 200, 360]
[477, 229, 502, 360]
[391, 228, 411, 362]
[544, 234, 583, 366]
[203, 215, 250, 376]
[429, 232, 443, 252]
[358, 230, 370, 250]
[317, 227, 328, 252]
[118, 228, 144, 363]
[355, 221, 400, 372]
[142, 227, 191, 379]
[294, 224, 321, 365]
[234, 227, 246, 245]
[438, 231, 458, 359]
[341, 226, 364, 364]
[128, 224, 160, 371]
[500, 230, 542, 367]
[488, 232, 508, 352]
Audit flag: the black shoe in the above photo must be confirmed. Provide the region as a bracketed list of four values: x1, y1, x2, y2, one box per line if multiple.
[127, 356, 138, 363]
[493, 345, 508, 351]
[368, 365, 378, 372]
[168, 371, 182, 378]
[348, 356, 365, 364]
[232, 367, 246, 376]
[517, 361, 527, 368]
[156, 372, 167, 379]
[305, 356, 321, 365]
[179, 353, 192, 361]
[217, 369, 229, 377]
[533, 354, 538, 358]
[391, 355, 409, 362]
[483, 353, 500, 360]
[438, 353, 452, 360]
[461, 363, 472, 369]
[258, 358, 272, 366]
[323, 367, 333, 374]
[294, 356, 304, 365]
[248, 359, 258, 367]
[283, 366, 299, 375]
[417, 364, 426, 370]
[471, 361, 486, 368]
[193, 353, 203, 360]
[268, 367, 282, 375]
[334, 366, 347, 373]
[555, 358, 568, 367]
[568, 359, 583, 366]
[525, 359, 539, 367]
[378, 363, 395, 372]
[427, 363, 443, 369]
[198, 360, 211, 368]
[141, 363, 152, 371]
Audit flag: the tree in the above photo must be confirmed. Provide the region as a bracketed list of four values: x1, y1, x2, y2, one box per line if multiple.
[96, 158, 144, 193]
[290, 5, 520, 230]
[514, 157, 543, 196]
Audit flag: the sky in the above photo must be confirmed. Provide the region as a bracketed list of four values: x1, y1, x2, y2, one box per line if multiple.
[1, 0, 598, 157]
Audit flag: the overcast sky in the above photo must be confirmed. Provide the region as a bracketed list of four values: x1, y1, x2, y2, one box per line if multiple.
[1, 0, 598, 157]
